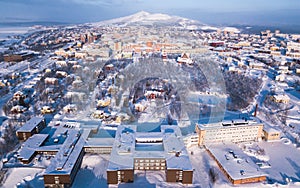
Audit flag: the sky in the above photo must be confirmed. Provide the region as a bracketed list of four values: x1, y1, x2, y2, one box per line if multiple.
[0, 0, 299, 26]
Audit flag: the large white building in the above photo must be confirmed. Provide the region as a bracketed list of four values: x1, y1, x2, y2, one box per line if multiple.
[195, 119, 263, 146]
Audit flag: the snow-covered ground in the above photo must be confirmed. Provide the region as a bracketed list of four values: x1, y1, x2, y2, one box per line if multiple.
[1, 167, 44, 188]
[257, 140, 300, 186]
[73, 154, 109, 187]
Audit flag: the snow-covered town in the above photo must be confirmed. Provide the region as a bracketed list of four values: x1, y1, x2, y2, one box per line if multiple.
[1, 11, 300, 188]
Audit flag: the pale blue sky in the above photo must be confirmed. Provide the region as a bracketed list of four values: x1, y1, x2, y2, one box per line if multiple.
[0, 0, 299, 26]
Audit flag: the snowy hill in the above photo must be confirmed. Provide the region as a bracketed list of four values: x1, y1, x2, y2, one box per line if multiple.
[92, 11, 205, 29]
[90, 11, 240, 33]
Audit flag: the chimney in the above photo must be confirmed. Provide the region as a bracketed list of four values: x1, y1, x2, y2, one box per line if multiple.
[254, 104, 258, 117]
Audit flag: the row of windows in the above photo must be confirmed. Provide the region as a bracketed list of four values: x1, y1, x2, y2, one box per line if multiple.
[204, 137, 257, 143]
[207, 129, 259, 135]
[205, 135, 257, 140]
[206, 126, 260, 133]
[135, 162, 165, 167]
[135, 166, 165, 170]
[135, 159, 165, 163]
[208, 132, 258, 136]
[84, 148, 112, 153]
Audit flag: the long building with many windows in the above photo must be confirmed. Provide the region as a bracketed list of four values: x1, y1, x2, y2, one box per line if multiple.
[195, 119, 263, 146]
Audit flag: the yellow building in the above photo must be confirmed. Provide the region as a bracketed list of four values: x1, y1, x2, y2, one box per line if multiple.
[263, 126, 281, 141]
[270, 94, 290, 104]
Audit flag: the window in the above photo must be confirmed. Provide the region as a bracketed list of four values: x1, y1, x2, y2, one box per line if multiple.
[54, 176, 60, 184]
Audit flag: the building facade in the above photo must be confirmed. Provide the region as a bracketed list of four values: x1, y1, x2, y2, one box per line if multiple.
[107, 125, 193, 184]
[196, 119, 263, 146]
[16, 117, 46, 141]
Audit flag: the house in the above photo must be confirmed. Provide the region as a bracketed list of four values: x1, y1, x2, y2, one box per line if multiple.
[13, 91, 26, 101]
[97, 98, 111, 108]
[275, 74, 285, 82]
[56, 71, 68, 78]
[270, 94, 290, 104]
[75, 52, 87, 59]
[41, 106, 54, 114]
[63, 104, 77, 114]
[45, 78, 59, 85]
[134, 103, 146, 112]
[105, 64, 114, 71]
[10, 105, 27, 114]
[55, 61, 68, 67]
[249, 62, 266, 70]
[177, 53, 193, 65]
[16, 117, 46, 141]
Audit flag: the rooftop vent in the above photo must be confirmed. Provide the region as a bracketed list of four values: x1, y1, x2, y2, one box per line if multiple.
[175, 151, 181, 157]
[240, 170, 245, 175]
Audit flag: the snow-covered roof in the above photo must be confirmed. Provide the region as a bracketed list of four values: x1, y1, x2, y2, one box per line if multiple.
[18, 134, 48, 162]
[17, 117, 44, 133]
[206, 143, 267, 180]
[107, 125, 193, 171]
[107, 125, 136, 171]
[263, 124, 281, 134]
[198, 119, 260, 130]
[45, 130, 85, 175]
[272, 94, 290, 101]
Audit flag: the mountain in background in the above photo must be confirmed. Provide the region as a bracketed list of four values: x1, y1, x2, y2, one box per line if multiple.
[91, 11, 240, 33]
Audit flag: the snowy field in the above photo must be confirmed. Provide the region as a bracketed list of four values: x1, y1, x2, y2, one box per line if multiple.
[1, 167, 44, 188]
[257, 140, 300, 186]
